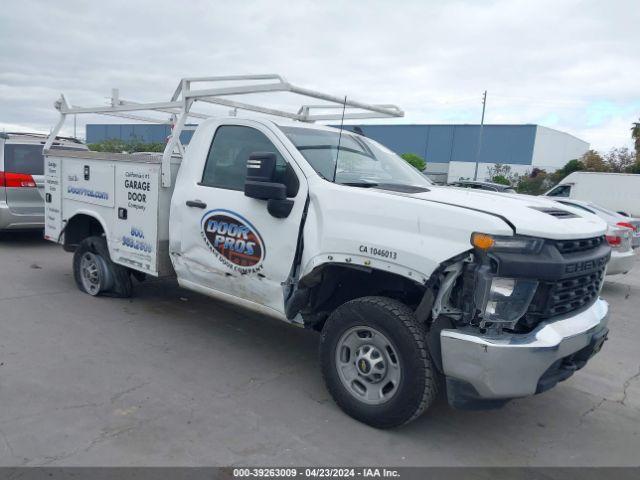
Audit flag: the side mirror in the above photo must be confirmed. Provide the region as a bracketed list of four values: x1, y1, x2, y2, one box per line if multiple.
[244, 152, 286, 200]
[244, 152, 295, 219]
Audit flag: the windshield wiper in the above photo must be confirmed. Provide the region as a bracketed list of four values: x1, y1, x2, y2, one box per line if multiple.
[339, 182, 430, 193]
[375, 183, 430, 193]
[339, 181, 379, 188]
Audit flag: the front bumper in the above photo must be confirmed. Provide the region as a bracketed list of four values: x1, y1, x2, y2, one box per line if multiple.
[441, 298, 609, 409]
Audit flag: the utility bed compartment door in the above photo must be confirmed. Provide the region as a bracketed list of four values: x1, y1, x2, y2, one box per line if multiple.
[44, 156, 63, 242]
[111, 163, 161, 275]
[62, 160, 115, 207]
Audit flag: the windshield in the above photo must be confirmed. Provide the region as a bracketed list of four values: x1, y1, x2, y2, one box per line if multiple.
[280, 126, 432, 188]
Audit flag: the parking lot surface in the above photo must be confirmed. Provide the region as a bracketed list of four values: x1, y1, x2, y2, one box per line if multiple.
[0, 231, 638, 466]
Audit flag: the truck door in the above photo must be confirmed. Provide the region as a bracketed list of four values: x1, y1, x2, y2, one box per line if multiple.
[171, 122, 308, 317]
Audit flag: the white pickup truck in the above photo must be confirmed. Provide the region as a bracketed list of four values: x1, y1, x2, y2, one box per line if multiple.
[43, 75, 611, 428]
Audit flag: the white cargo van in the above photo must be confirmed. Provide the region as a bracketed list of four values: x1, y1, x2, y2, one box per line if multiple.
[43, 75, 611, 428]
[545, 171, 640, 216]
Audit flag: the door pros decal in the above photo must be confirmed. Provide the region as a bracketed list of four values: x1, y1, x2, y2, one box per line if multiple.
[201, 210, 265, 273]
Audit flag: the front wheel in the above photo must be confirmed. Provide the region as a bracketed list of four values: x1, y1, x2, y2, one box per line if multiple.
[320, 296, 437, 428]
[73, 236, 132, 298]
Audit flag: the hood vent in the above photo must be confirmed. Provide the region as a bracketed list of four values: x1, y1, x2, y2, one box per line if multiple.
[529, 206, 578, 219]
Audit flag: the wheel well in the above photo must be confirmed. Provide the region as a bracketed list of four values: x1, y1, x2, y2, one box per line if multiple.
[63, 214, 105, 252]
[296, 264, 427, 331]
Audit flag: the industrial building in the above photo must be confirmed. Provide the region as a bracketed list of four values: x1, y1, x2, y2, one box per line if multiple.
[338, 124, 589, 183]
[86, 123, 589, 183]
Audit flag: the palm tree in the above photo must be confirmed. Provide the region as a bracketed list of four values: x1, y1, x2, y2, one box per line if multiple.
[632, 119, 640, 154]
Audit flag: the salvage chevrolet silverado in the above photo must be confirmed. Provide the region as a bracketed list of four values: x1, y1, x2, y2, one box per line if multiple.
[43, 75, 610, 428]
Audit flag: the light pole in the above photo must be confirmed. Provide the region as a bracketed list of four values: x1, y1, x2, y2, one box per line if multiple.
[473, 90, 487, 181]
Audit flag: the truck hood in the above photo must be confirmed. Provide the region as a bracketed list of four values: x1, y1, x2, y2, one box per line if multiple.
[402, 186, 607, 240]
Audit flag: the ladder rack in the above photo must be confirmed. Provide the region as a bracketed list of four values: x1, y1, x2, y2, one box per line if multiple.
[45, 74, 404, 187]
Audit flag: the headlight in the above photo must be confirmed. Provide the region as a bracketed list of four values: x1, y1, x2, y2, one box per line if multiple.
[471, 233, 544, 253]
[478, 276, 538, 329]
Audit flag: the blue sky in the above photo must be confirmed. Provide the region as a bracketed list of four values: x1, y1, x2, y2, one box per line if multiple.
[586, 101, 640, 128]
[0, 0, 638, 152]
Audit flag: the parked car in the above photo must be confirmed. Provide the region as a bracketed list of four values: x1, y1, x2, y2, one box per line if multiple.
[602, 225, 635, 275]
[43, 75, 611, 428]
[551, 199, 635, 275]
[544, 171, 640, 217]
[554, 198, 640, 250]
[449, 180, 516, 193]
[0, 132, 87, 232]
[617, 211, 640, 241]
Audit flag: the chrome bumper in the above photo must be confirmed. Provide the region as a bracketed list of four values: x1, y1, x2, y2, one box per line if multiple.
[441, 299, 609, 405]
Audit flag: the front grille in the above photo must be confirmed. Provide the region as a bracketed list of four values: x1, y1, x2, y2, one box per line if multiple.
[525, 267, 605, 323]
[554, 236, 604, 254]
[545, 269, 605, 316]
[494, 235, 609, 333]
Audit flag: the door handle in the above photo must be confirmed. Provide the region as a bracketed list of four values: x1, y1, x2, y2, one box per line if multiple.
[186, 200, 207, 209]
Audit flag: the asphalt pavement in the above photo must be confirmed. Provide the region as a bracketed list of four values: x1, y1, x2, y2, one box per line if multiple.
[0, 231, 638, 466]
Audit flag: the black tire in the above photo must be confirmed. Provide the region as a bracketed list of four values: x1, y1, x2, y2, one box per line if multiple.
[73, 236, 132, 298]
[320, 296, 437, 429]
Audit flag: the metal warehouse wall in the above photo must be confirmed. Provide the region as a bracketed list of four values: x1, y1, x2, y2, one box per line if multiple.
[339, 124, 537, 165]
[531, 126, 590, 171]
[86, 124, 194, 144]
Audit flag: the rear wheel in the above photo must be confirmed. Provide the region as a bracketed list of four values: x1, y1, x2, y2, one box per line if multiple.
[320, 296, 437, 428]
[73, 236, 132, 297]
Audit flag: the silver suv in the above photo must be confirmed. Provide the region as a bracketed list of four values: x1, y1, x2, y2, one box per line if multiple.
[0, 133, 87, 232]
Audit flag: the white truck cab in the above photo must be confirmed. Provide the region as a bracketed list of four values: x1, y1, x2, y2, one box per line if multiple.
[43, 76, 611, 428]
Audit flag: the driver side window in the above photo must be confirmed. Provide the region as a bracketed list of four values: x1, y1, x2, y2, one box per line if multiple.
[201, 125, 299, 197]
